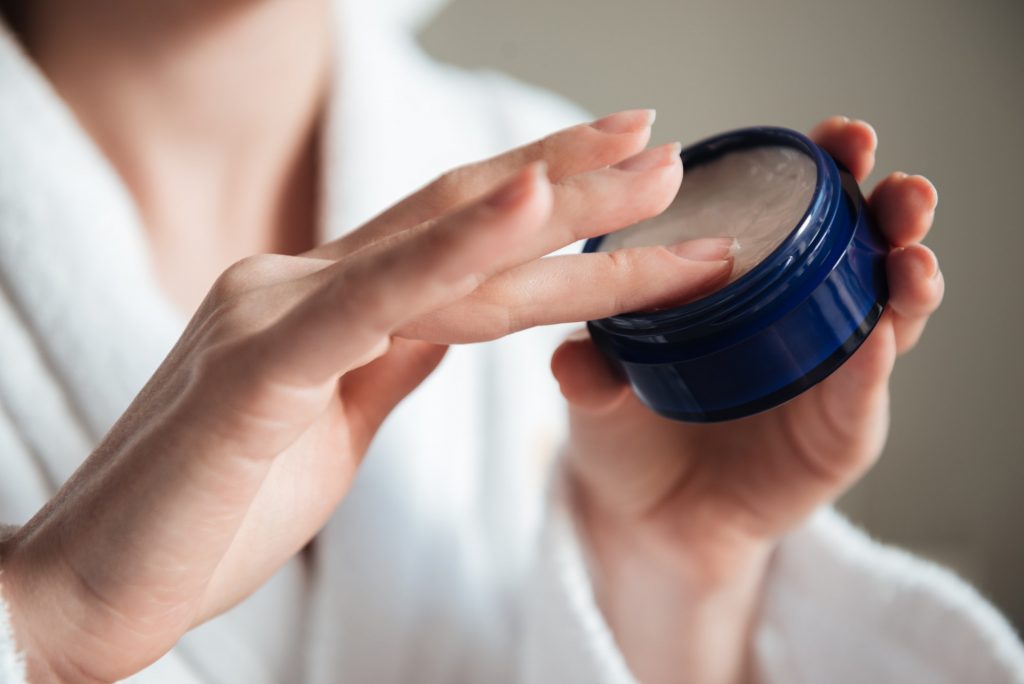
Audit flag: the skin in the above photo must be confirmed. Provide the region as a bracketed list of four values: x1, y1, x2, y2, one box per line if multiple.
[0, 1, 943, 683]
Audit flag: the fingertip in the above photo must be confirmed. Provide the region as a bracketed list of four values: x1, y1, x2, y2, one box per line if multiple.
[663, 236, 736, 261]
[889, 243, 938, 282]
[847, 120, 878, 179]
[590, 108, 657, 134]
[869, 172, 937, 246]
[809, 115, 848, 140]
[852, 119, 878, 152]
[887, 244, 944, 318]
[810, 115, 877, 182]
[678, 255, 735, 296]
[907, 243, 940, 280]
[612, 142, 683, 173]
[847, 119, 878, 153]
[907, 174, 939, 211]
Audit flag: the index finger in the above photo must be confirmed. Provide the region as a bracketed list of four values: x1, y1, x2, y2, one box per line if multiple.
[305, 109, 655, 260]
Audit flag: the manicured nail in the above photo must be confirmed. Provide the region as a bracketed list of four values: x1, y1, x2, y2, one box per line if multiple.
[613, 142, 682, 172]
[486, 162, 546, 209]
[664, 237, 738, 261]
[591, 109, 656, 134]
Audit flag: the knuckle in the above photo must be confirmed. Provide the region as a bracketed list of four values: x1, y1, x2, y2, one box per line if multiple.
[192, 338, 248, 392]
[214, 296, 259, 332]
[425, 218, 467, 255]
[210, 254, 279, 300]
[533, 134, 557, 162]
[430, 164, 476, 206]
[198, 291, 268, 347]
[469, 288, 518, 339]
[329, 265, 392, 334]
[600, 250, 645, 313]
[602, 248, 638, 280]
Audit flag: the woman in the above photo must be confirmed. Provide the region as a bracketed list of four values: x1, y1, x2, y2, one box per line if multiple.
[0, 0, 1021, 682]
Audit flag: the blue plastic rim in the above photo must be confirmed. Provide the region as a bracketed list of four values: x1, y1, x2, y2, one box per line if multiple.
[583, 127, 889, 422]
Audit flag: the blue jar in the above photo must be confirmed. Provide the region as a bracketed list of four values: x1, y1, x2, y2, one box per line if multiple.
[583, 126, 888, 422]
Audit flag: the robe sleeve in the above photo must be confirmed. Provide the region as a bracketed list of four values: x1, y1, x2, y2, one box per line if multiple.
[517, 470, 1024, 684]
[0, 579, 27, 684]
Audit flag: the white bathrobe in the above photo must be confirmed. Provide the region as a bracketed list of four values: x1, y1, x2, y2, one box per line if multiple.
[1, 2, 1022, 682]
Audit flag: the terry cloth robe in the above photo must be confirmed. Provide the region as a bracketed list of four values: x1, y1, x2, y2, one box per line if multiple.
[1, 1, 1023, 682]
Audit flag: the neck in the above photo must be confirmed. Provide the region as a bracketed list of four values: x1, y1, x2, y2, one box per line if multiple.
[18, 0, 333, 310]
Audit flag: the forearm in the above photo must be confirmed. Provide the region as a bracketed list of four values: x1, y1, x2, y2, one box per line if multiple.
[571, 479, 772, 684]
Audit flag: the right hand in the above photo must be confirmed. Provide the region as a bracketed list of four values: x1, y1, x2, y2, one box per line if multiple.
[0, 109, 734, 683]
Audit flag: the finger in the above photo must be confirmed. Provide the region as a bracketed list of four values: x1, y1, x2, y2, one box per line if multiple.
[809, 115, 877, 182]
[399, 237, 734, 343]
[868, 172, 939, 247]
[550, 329, 630, 413]
[886, 244, 944, 353]
[260, 162, 553, 385]
[534, 142, 683, 255]
[343, 142, 684, 282]
[341, 339, 448, 454]
[307, 109, 655, 260]
[729, 320, 898, 537]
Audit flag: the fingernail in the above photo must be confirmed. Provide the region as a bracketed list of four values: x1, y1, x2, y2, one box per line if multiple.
[909, 174, 939, 210]
[853, 119, 878, 150]
[486, 162, 546, 209]
[664, 237, 738, 261]
[591, 109, 656, 134]
[925, 249, 941, 280]
[910, 247, 940, 281]
[613, 142, 682, 172]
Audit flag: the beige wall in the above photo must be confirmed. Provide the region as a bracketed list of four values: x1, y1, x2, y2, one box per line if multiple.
[421, 0, 1024, 628]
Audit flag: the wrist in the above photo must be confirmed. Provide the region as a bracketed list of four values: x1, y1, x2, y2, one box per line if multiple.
[567, 471, 773, 684]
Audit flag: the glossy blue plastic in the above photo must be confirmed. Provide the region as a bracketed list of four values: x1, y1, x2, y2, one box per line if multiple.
[583, 127, 888, 422]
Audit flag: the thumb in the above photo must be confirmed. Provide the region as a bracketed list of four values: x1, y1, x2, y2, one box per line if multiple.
[342, 338, 448, 454]
[551, 327, 631, 414]
[552, 329, 694, 519]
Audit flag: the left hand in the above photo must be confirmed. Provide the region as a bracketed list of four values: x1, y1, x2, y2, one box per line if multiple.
[550, 116, 943, 684]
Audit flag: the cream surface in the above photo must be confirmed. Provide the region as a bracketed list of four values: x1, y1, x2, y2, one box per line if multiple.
[599, 145, 818, 280]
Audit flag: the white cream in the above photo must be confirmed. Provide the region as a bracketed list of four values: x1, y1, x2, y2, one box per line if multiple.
[599, 145, 817, 280]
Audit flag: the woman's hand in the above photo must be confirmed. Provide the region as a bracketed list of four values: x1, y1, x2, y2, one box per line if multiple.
[0, 110, 735, 683]
[551, 116, 944, 684]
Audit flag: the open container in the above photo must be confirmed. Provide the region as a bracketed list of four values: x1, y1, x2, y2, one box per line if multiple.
[584, 126, 889, 422]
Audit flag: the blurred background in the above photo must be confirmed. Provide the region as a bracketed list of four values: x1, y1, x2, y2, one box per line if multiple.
[420, 0, 1024, 629]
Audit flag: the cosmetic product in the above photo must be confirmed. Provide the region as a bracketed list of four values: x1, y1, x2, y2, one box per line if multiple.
[584, 127, 888, 422]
